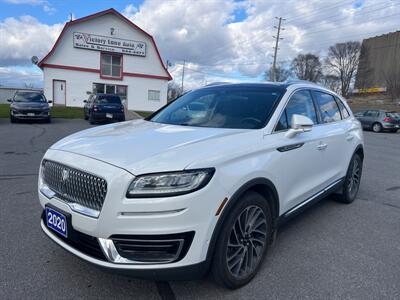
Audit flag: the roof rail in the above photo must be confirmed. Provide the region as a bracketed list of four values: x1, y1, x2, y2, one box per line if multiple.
[284, 79, 319, 86]
[205, 82, 230, 87]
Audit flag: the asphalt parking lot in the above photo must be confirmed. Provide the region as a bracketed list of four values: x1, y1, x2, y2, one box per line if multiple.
[0, 118, 399, 300]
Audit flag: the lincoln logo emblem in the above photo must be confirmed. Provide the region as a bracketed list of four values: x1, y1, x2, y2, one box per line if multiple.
[62, 169, 69, 181]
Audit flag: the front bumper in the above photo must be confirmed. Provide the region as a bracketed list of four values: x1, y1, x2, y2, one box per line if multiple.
[38, 149, 227, 274]
[12, 111, 50, 119]
[40, 219, 208, 280]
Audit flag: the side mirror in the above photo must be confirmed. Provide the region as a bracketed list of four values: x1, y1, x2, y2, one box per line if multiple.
[7, 99, 12, 103]
[47, 100, 53, 103]
[285, 114, 313, 138]
[83, 100, 87, 103]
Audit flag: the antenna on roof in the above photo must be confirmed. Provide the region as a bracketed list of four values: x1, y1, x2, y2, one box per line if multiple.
[69, 13, 73, 21]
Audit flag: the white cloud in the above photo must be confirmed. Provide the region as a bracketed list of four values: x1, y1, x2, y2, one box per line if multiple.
[3, 0, 56, 14]
[0, 15, 63, 66]
[1, 0, 399, 88]
[0, 66, 43, 87]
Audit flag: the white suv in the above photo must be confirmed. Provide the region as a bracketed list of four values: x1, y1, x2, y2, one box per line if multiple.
[39, 82, 364, 289]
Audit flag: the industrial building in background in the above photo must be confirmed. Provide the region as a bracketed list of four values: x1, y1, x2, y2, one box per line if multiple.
[354, 31, 400, 105]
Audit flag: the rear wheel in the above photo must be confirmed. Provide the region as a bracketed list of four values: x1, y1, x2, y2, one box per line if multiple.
[10, 115, 16, 123]
[212, 191, 272, 289]
[335, 153, 362, 204]
[372, 122, 382, 133]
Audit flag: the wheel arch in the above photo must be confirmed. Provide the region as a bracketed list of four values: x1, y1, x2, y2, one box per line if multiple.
[205, 177, 279, 264]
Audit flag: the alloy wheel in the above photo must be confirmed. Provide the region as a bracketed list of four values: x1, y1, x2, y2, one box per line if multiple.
[226, 205, 267, 279]
[348, 158, 361, 197]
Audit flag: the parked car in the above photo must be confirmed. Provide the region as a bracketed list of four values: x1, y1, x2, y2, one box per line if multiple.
[38, 82, 364, 289]
[8, 91, 52, 123]
[83, 93, 125, 124]
[354, 109, 400, 132]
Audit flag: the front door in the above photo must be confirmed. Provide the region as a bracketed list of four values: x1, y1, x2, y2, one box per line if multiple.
[53, 80, 66, 105]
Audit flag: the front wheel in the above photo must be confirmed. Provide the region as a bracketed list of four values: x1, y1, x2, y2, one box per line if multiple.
[212, 191, 272, 289]
[335, 153, 363, 204]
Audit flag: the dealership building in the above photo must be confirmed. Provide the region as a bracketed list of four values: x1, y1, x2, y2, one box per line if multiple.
[38, 8, 172, 111]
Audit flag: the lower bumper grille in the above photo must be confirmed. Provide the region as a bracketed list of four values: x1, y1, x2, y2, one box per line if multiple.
[111, 232, 195, 264]
[41, 212, 106, 261]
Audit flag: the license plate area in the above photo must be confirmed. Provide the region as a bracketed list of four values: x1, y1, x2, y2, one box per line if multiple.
[45, 205, 70, 238]
[27, 113, 35, 116]
[106, 113, 113, 119]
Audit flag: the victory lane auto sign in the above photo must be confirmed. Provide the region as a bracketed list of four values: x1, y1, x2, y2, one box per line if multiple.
[73, 32, 146, 56]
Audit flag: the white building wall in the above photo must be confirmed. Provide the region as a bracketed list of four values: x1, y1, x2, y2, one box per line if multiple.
[43, 67, 168, 111]
[42, 11, 170, 111]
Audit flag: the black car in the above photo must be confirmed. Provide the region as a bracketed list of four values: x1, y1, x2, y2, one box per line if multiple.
[84, 93, 125, 124]
[8, 91, 52, 123]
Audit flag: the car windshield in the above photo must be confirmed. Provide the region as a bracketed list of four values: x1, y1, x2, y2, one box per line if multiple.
[149, 86, 284, 129]
[14, 92, 46, 103]
[386, 112, 400, 119]
[97, 95, 121, 104]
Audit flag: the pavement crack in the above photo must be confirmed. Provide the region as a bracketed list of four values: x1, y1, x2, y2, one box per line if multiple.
[29, 125, 46, 148]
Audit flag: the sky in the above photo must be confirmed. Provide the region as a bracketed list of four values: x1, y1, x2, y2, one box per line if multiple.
[0, 0, 399, 89]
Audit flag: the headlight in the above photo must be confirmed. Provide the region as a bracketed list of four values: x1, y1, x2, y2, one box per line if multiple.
[126, 168, 215, 198]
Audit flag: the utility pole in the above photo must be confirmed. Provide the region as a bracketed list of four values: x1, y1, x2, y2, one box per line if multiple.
[181, 60, 186, 93]
[271, 17, 285, 82]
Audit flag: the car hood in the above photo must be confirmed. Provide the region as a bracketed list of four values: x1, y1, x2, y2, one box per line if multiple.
[11, 102, 49, 109]
[50, 119, 254, 175]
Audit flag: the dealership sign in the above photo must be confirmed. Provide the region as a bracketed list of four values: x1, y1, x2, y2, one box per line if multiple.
[73, 32, 146, 56]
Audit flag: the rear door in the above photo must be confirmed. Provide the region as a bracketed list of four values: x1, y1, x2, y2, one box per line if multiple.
[311, 90, 351, 182]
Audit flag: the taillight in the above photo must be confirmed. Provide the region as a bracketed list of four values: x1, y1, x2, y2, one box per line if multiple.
[121, 105, 124, 112]
[93, 105, 98, 112]
[383, 117, 393, 122]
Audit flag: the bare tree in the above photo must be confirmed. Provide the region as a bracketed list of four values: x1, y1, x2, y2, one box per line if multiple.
[320, 74, 341, 94]
[291, 53, 322, 82]
[167, 81, 182, 102]
[264, 63, 291, 82]
[325, 41, 361, 97]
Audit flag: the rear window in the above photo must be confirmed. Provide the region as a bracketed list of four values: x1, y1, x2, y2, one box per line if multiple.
[150, 86, 284, 129]
[386, 112, 400, 119]
[96, 95, 121, 104]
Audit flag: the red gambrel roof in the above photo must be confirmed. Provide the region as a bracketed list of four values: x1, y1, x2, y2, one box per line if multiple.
[38, 8, 172, 80]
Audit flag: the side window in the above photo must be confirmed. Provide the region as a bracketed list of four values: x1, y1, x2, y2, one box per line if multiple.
[275, 111, 288, 131]
[314, 91, 341, 123]
[274, 90, 317, 131]
[335, 97, 350, 119]
[286, 90, 318, 127]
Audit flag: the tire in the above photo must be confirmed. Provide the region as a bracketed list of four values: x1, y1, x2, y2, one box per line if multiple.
[212, 191, 272, 289]
[84, 113, 88, 120]
[335, 153, 363, 204]
[10, 115, 16, 123]
[372, 122, 382, 133]
[45, 117, 52, 123]
[89, 114, 96, 125]
[390, 129, 398, 133]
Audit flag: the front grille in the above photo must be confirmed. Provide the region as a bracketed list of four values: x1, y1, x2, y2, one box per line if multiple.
[18, 110, 44, 115]
[42, 160, 107, 212]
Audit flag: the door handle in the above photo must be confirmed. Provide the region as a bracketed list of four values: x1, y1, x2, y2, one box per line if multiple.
[317, 143, 328, 151]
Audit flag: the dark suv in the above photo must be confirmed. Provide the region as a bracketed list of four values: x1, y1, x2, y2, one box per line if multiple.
[354, 110, 400, 132]
[8, 91, 52, 123]
[84, 93, 125, 124]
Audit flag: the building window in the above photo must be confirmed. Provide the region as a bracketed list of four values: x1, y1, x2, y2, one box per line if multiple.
[92, 83, 127, 103]
[100, 53, 122, 78]
[148, 90, 160, 101]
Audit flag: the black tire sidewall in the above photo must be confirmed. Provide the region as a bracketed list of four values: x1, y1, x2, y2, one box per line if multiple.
[342, 154, 362, 203]
[212, 191, 272, 289]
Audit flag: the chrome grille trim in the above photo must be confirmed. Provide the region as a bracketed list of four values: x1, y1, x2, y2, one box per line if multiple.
[41, 159, 107, 214]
